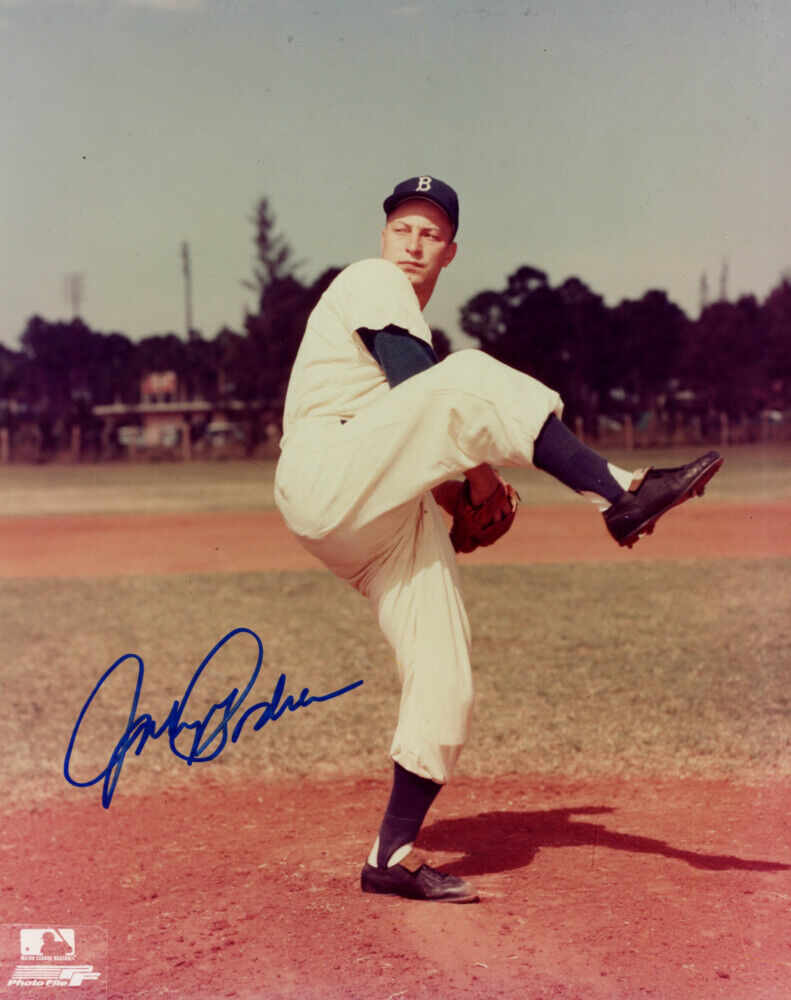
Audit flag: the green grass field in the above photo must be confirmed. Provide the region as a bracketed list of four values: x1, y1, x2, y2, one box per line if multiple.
[3, 560, 790, 806]
[2, 442, 791, 516]
[2, 445, 789, 808]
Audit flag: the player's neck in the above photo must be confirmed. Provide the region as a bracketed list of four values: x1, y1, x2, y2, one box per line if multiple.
[415, 279, 437, 311]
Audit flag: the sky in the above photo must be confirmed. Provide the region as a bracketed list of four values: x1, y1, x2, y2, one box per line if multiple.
[1, 0, 789, 350]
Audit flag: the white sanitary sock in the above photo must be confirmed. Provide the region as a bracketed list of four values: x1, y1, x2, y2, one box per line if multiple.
[367, 836, 413, 868]
[582, 463, 641, 513]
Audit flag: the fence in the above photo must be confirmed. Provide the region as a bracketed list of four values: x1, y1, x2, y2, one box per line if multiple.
[1, 412, 789, 463]
[580, 412, 791, 450]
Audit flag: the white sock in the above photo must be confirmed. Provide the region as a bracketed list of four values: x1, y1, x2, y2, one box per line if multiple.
[367, 836, 413, 868]
[582, 463, 643, 513]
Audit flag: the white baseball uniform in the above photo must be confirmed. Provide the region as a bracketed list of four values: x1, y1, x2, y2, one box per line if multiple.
[274, 257, 563, 783]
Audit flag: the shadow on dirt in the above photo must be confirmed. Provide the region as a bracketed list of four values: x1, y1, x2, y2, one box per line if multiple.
[419, 805, 790, 877]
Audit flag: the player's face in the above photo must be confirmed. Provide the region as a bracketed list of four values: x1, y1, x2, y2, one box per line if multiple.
[381, 199, 457, 308]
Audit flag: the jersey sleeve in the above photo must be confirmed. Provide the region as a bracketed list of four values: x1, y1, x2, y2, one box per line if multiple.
[331, 258, 434, 348]
[358, 326, 438, 388]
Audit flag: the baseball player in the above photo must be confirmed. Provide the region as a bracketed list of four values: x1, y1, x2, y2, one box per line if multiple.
[274, 176, 722, 903]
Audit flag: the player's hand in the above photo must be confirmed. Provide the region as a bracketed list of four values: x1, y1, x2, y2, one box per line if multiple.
[449, 476, 520, 554]
[466, 464, 508, 510]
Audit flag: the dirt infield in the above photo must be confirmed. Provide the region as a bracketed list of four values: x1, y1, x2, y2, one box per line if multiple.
[6, 772, 790, 1000]
[2, 500, 790, 578]
[4, 498, 790, 999]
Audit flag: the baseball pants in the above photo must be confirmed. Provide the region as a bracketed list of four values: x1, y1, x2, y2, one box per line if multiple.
[274, 349, 563, 783]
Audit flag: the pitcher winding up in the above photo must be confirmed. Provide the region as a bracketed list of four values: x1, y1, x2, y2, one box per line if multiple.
[274, 175, 723, 903]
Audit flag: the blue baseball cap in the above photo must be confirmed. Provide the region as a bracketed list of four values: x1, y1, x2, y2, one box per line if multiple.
[383, 176, 459, 239]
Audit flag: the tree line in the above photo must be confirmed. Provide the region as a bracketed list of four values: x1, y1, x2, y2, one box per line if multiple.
[1, 198, 788, 458]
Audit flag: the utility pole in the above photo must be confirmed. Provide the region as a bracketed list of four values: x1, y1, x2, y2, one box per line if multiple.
[181, 241, 196, 341]
[698, 271, 709, 313]
[64, 273, 84, 319]
[719, 258, 729, 302]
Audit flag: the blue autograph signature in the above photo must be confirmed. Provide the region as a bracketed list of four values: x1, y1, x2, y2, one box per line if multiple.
[63, 627, 363, 809]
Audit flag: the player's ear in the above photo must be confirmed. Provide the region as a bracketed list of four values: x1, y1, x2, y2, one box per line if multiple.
[442, 242, 457, 268]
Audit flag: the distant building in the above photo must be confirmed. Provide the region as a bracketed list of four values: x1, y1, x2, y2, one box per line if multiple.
[93, 371, 260, 456]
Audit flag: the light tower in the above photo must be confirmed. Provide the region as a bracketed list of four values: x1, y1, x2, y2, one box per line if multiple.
[181, 241, 197, 341]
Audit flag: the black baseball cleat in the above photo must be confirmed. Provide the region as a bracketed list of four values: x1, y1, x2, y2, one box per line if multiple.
[603, 450, 724, 549]
[361, 852, 479, 903]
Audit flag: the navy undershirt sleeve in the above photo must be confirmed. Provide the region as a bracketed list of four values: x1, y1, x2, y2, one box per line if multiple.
[358, 325, 438, 388]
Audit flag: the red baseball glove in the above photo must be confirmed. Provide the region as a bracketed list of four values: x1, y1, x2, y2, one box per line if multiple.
[449, 478, 520, 554]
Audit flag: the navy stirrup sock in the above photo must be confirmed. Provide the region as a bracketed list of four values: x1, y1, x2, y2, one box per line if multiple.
[375, 763, 442, 868]
[533, 415, 625, 505]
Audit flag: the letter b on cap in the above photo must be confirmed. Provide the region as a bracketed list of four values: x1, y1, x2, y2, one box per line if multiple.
[416, 176, 432, 192]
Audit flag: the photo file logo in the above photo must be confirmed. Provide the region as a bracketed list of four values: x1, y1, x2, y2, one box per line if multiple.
[5, 928, 102, 990]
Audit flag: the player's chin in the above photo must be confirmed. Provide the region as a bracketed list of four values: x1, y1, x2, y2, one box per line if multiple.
[398, 264, 426, 286]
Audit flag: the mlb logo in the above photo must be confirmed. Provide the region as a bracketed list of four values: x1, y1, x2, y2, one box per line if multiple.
[20, 927, 75, 959]
[2, 924, 106, 996]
